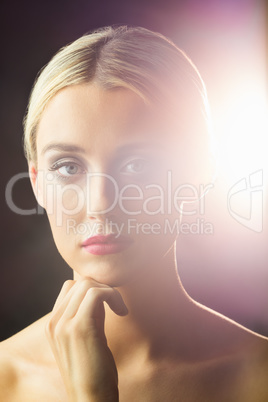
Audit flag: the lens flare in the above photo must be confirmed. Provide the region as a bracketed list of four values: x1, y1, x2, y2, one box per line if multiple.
[216, 86, 268, 182]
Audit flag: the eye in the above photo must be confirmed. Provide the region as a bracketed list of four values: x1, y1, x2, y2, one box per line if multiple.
[49, 160, 86, 179]
[121, 159, 149, 175]
[58, 164, 80, 177]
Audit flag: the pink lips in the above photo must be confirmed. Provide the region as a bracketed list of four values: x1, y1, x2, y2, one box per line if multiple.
[81, 234, 133, 255]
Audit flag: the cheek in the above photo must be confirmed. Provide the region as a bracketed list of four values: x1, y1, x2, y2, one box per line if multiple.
[120, 184, 179, 251]
[42, 179, 86, 225]
[46, 205, 85, 271]
[120, 179, 183, 221]
[41, 180, 88, 259]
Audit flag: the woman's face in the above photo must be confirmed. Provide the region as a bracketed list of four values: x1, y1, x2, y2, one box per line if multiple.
[31, 83, 186, 286]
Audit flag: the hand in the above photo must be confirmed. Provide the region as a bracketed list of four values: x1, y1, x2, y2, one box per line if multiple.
[46, 278, 128, 402]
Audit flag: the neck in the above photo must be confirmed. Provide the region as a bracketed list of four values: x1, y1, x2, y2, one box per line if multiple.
[103, 245, 193, 366]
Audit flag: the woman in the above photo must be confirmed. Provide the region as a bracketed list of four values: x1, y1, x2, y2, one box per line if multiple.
[1, 25, 267, 401]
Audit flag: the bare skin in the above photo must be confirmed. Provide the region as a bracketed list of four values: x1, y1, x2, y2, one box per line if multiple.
[1, 84, 267, 401]
[1, 282, 268, 401]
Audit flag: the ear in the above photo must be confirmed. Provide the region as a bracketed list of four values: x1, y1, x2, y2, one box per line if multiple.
[29, 162, 45, 208]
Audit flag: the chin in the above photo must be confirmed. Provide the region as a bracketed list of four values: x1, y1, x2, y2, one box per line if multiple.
[71, 257, 138, 287]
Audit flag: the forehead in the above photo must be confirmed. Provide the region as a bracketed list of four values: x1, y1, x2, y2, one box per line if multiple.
[36, 83, 180, 158]
[37, 84, 152, 144]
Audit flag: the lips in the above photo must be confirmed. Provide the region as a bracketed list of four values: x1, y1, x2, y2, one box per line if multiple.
[81, 234, 133, 255]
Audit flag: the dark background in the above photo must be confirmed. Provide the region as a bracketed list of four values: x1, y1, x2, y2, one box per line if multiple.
[1, 0, 267, 341]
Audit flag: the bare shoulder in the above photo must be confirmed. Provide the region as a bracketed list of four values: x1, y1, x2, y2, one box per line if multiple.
[216, 333, 268, 401]
[0, 344, 19, 401]
[195, 302, 268, 400]
[0, 329, 36, 401]
[235, 330, 268, 399]
[0, 314, 63, 401]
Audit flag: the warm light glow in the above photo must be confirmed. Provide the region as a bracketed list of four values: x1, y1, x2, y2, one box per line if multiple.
[216, 85, 268, 182]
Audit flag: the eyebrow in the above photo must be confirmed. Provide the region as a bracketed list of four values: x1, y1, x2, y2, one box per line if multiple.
[41, 143, 86, 155]
[41, 141, 161, 157]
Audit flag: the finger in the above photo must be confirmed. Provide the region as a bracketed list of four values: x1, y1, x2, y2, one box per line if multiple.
[47, 279, 92, 338]
[52, 278, 110, 321]
[53, 280, 75, 312]
[59, 279, 105, 320]
[77, 287, 128, 320]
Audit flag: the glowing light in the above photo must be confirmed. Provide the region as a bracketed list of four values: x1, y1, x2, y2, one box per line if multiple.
[216, 86, 268, 182]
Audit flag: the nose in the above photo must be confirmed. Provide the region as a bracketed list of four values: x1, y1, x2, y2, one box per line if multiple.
[86, 172, 118, 220]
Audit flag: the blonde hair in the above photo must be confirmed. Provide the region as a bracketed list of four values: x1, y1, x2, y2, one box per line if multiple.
[23, 25, 212, 166]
